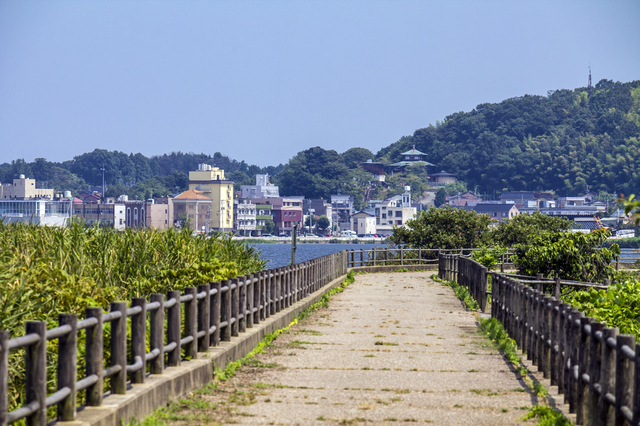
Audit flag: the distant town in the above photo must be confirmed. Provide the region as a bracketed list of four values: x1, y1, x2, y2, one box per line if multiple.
[0, 144, 634, 239]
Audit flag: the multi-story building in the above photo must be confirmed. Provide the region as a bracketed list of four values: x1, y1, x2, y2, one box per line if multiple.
[123, 199, 172, 230]
[0, 199, 71, 226]
[241, 174, 280, 199]
[252, 196, 303, 235]
[73, 203, 126, 230]
[376, 186, 417, 233]
[0, 174, 54, 200]
[234, 199, 257, 236]
[172, 189, 212, 233]
[255, 202, 273, 235]
[331, 194, 354, 232]
[351, 211, 377, 235]
[188, 164, 234, 232]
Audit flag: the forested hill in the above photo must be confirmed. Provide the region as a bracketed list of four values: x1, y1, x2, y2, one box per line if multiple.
[377, 79, 640, 196]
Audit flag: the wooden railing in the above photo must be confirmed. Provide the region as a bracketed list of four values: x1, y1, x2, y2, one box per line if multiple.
[347, 247, 515, 269]
[0, 251, 348, 425]
[439, 253, 640, 425]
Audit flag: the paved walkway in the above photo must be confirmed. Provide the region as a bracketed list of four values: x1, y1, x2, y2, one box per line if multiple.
[167, 272, 541, 425]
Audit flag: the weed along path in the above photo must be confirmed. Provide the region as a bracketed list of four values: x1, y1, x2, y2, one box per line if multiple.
[154, 272, 540, 425]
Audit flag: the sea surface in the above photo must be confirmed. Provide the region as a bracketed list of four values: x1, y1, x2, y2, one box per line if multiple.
[254, 243, 389, 269]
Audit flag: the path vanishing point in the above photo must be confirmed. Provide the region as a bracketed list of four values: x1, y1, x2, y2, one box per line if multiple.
[158, 272, 557, 425]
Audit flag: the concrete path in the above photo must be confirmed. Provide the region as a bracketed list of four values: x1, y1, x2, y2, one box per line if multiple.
[165, 272, 541, 425]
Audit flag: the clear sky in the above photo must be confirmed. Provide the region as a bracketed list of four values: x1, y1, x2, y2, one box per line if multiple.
[1, 0, 639, 168]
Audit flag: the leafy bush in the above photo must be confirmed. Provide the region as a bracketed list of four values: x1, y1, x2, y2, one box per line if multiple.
[0, 220, 265, 416]
[390, 205, 491, 250]
[482, 212, 572, 247]
[513, 230, 619, 282]
[564, 280, 640, 339]
[470, 247, 506, 270]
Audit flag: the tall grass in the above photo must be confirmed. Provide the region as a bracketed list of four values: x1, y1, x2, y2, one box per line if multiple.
[0, 220, 265, 417]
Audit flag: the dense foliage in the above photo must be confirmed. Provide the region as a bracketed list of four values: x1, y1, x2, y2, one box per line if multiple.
[390, 205, 491, 249]
[0, 221, 264, 413]
[483, 212, 573, 247]
[565, 279, 640, 340]
[513, 230, 619, 282]
[379, 79, 640, 195]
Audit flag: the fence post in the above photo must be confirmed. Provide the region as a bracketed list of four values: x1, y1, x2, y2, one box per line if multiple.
[554, 277, 561, 300]
[0, 330, 8, 426]
[239, 277, 247, 333]
[615, 334, 634, 426]
[634, 342, 640, 426]
[220, 280, 231, 341]
[588, 321, 604, 426]
[231, 278, 239, 337]
[548, 300, 558, 386]
[150, 294, 164, 375]
[569, 309, 584, 413]
[25, 321, 46, 426]
[167, 290, 182, 366]
[85, 307, 104, 405]
[184, 287, 198, 359]
[197, 284, 211, 350]
[211, 283, 221, 346]
[131, 297, 147, 384]
[575, 316, 590, 424]
[600, 327, 619, 425]
[110, 302, 127, 394]
[400, 247, 404, 266]
[57, 314, 77, 421]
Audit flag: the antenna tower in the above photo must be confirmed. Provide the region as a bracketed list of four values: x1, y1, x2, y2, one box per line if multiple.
[588, 65, 592, 89]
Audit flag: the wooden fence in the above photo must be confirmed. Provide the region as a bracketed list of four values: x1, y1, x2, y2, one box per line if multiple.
[439, 253, 640, 425]
[0, 251, 348, 426]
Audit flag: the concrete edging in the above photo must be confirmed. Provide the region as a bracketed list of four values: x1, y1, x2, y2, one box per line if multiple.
[66, 273, 349, 426]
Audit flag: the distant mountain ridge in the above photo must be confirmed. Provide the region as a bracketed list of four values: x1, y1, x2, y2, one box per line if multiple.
[376, 78, 640, 196]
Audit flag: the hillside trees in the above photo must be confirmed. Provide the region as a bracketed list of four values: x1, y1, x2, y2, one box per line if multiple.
[381, 79, 640, 196]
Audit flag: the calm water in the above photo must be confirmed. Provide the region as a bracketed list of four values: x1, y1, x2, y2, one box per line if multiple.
[254, 243, 389, 269]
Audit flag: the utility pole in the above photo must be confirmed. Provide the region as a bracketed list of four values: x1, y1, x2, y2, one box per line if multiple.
[100, 164, 106, 201]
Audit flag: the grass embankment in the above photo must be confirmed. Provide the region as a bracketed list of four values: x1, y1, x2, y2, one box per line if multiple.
[1, 220, 265, 416]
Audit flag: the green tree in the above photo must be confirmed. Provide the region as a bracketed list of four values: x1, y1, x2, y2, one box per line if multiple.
[444, 181, 468, 196]
[434, 188, 446, 207]
[483, 212, 573, 247]
[317, 215, 330, 230]
[390, 205, 491, 249]
[513, 230, 620, 282]
[263, 219, 275, 235]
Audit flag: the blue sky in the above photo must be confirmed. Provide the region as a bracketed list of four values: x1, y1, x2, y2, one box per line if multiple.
[1, 0, 639, 167]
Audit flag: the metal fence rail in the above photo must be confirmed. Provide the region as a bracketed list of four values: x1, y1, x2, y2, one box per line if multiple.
[0, 251, 348, 425]
[439, 253, 640, 425]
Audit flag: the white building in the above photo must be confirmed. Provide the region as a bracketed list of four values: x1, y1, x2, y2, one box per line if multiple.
[351, 211, 377, 235]
[241, 174, 280, 199]
[376, 186, 417, 233]
[0, 199, 71, 227]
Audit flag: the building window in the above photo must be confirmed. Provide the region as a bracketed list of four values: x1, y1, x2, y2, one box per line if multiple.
[395, 211, 402, 218]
